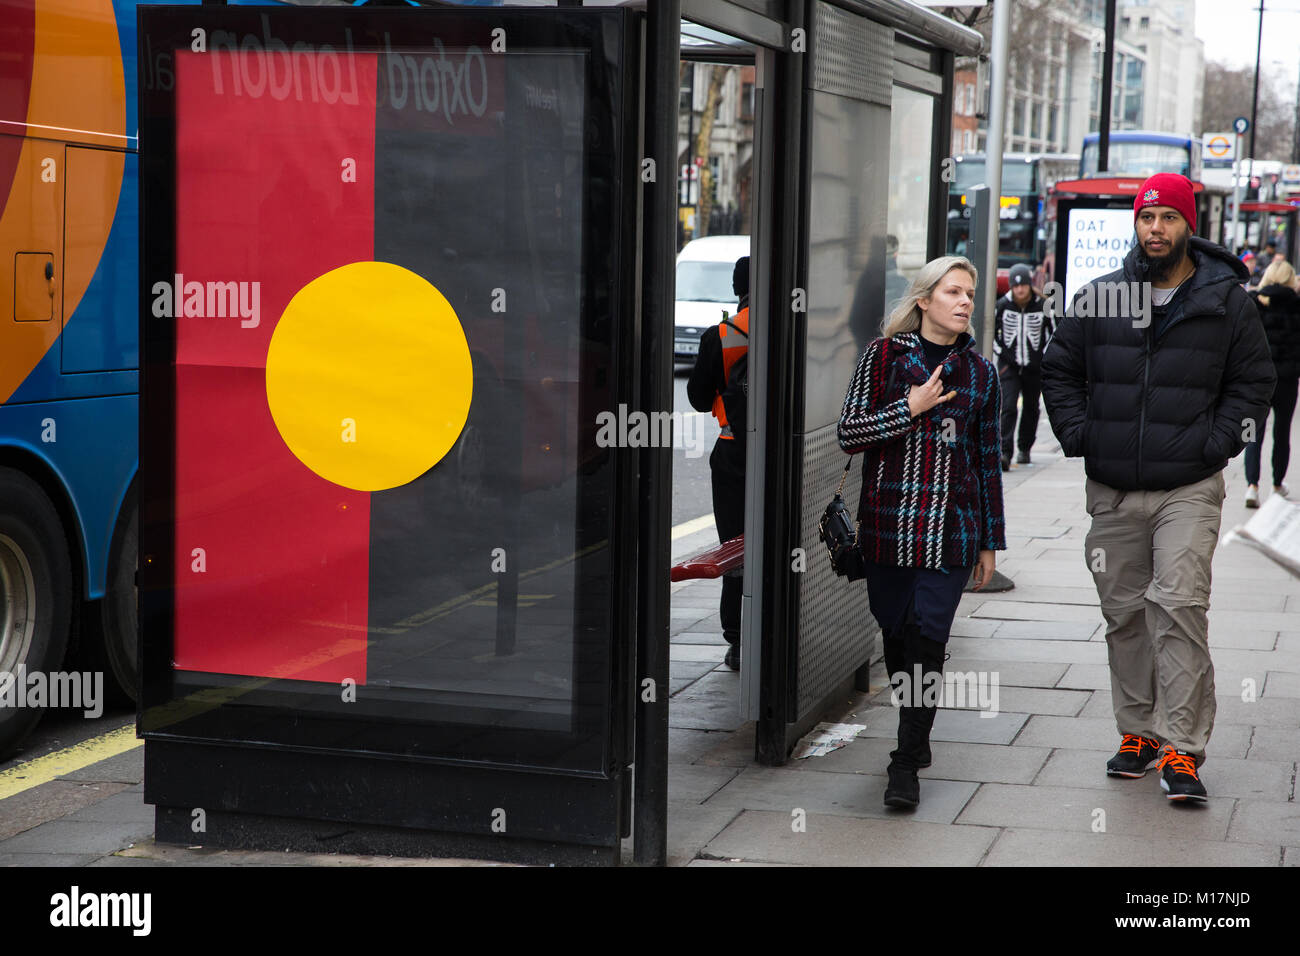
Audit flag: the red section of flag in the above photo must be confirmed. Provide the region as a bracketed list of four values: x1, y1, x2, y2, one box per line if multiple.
[172, 49, 378, 682]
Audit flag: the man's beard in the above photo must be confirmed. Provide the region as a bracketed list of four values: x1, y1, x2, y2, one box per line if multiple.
[1134, 230, 1190, 282]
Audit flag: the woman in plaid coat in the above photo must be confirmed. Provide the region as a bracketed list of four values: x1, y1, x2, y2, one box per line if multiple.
[837, 255, 1006, 810]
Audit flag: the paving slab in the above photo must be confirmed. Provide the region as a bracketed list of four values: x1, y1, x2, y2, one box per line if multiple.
[947, 636, 1108, 664]
[670, 630, 728, 646]
[853, 705, 1026, 746]
[1244, 726, 1300, 762]
[665, 806, 742, 867]
[972, 586, 1099, 607]
[689, 727, 759, 767]
[866, 683, 1088, 718]
[668, 671, 744, 731]
[669, 644, 727, 663]
[972, 601, 1103, 623]
[699, 809, 997, 866]
[981, 827, 1281, 867]
[1264, 670, 1300, 699]
[1225, 799, 1300, 848]
[991, 621, 1103, 641]
[956, 783, 1234, 840]
[0, 780, 132, 843]
[700, 765, 978, 825]
[54, 749, 144, 784]
[784, 736, 1051, 786]
[1076, 689, 1300, 728]
[686, 858, 803, 866]
[948, 617, 1001, 638]
[939, 658, 1070, 689]
[669, 727, 736, 765]
[61, 790, 153, 826]
[670, 660, 718, 681]
[0, 852, 105, 866]
[668, 765, 742, 806]
[0, 820, 153, 857]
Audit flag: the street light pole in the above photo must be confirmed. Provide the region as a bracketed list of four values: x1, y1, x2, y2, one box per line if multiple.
[1250, 0, 1264, 164]
[1098, 0, 1116, 172]
[981, 0, 1009, 363]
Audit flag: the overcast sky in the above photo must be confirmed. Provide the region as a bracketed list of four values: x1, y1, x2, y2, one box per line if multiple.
[1196, 0, 1300, 91]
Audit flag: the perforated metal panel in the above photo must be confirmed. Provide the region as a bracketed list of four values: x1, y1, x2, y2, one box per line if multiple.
[796, 423, 878, 715]
[811, 1, 893, 106]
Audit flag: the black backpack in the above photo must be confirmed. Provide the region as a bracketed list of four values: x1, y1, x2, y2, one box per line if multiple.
[719, 318, 748, 437]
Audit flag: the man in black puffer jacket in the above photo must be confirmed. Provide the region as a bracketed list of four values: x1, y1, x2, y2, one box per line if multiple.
[1041, 173, 1275, 805]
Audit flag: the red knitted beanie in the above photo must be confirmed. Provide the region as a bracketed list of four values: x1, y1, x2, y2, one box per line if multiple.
[1133, 172, 1196, 232]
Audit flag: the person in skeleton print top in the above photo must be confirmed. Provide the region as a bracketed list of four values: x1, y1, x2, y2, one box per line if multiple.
[993, 263, 1054, 471]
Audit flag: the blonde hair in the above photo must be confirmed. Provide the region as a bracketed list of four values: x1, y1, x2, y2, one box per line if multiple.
[882, 255, 979, 338]
[1258, 259, 1296, 300]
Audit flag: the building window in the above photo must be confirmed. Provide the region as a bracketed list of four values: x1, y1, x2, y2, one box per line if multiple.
[741, 82, 754, 120]
[1048, 106, 1058, 146]
[1013, 97, 1025, 136]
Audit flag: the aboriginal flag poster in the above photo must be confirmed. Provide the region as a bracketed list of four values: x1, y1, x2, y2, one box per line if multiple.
[136, 1, 642, 826]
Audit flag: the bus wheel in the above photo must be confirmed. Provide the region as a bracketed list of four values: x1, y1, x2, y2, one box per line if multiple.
[0, 468, 73, 760]
[98, 494, 138, 705]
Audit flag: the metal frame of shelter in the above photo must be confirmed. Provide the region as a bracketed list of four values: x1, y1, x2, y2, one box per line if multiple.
[137, 0, 980, 867]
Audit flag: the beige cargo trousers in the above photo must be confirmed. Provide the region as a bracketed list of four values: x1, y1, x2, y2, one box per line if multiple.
[1083, 470, 1226, 759]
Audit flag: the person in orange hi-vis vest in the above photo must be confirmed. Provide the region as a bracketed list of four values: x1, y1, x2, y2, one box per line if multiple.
[687, 256, 749, 670]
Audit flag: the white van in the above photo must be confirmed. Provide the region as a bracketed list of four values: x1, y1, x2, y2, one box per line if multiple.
[674, 235, 750, 362]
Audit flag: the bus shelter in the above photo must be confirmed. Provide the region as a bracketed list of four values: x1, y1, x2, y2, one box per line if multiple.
[138, 0, 979, 865]
[1238, 201, 1298, 267]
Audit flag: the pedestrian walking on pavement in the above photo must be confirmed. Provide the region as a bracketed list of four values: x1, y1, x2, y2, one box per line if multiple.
[837, 255, 1006, 810]
[1244, 259, 1300, 508]
[993, 263, 1054, 471]
[687, 256, 750, 670]
[1040, 172, 1276, 803]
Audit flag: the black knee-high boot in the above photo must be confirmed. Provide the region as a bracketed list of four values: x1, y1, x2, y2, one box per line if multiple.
[884, 617, 946, 808]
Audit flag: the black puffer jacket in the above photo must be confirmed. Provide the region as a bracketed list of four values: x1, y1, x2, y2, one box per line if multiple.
[1041, 237, 1275, 491]
[1250, 283, 1300, 381]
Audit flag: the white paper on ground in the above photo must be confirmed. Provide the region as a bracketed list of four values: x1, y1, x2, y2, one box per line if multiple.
[790, 722, 868, 759]
[1225, 493, 1300, 577]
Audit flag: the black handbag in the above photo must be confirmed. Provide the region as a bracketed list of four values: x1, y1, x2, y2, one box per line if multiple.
[819, 460, 867, 580]
[820, 362, 899, 581]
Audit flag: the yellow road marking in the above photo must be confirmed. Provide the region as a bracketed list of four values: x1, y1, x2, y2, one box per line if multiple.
[0, 723, 140, 802]
[672, 514, 715, 540]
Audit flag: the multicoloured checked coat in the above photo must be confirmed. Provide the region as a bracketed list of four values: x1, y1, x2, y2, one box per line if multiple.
[837, 331, 1006, 569]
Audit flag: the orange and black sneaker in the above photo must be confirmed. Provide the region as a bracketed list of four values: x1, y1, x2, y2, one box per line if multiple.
[1105, 734, 1162, 778]
[1157, 746, 1208, 802]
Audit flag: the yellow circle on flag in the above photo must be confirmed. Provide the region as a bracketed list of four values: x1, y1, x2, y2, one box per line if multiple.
[265, 261, 473, 491]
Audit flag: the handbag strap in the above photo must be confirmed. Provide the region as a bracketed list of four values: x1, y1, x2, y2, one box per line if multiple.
[837, 356, 901, 495]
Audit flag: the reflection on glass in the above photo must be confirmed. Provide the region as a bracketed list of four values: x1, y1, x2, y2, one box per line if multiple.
[887, 85, 936, 280]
